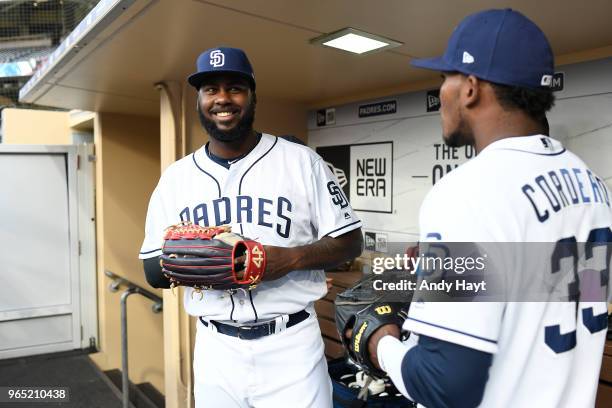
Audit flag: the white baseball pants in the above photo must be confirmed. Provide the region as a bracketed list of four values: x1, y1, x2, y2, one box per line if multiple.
[193, 312, 333, 407]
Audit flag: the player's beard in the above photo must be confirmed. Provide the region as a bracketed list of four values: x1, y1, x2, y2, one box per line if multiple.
[443, 112, 474, 148]
[198, 95, 257, 143]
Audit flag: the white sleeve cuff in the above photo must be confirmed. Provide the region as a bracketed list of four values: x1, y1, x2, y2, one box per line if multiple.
[377, 335, 416, 401]
[322, 220, 362, 238]
[138, 248, 162, 259]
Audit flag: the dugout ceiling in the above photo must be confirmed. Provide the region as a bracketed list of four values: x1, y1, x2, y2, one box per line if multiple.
[18, 0, 612, 116]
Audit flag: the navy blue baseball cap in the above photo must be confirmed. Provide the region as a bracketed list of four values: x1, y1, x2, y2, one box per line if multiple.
[411, 9, 554, 89]
[188, 47, 256, 90]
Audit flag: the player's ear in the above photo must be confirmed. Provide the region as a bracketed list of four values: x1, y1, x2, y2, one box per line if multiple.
[463, 75, 481, 108]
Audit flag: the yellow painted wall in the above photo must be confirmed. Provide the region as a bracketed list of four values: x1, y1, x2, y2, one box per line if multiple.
[255, 97, 307, 142]
[2, 108, 71, 144]
[90, 112, 165, 393]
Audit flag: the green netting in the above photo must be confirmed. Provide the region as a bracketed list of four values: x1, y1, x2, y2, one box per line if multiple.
[0, 0, 99, 106]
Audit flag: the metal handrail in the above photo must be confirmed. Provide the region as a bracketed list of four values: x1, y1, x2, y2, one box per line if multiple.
[105, 270, 163, 408]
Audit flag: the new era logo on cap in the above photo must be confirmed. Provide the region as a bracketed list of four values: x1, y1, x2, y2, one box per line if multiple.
[210, 50, 225, 67]
[541, 75, 553, 87]
[462, 51, 475, 64]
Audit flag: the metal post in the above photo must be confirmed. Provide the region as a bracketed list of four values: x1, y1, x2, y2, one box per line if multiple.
[106, 270, 162, 408]
[120, 287, 137, 408]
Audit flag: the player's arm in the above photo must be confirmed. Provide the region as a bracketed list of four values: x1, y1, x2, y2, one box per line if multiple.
[143, 257, 171, 289]
[376, 333, 493, 408]
[144, 228, 362, 286]
[261, 154, 364, 281]
[140, 180, 174, 289]
[263, 227, 363, 281]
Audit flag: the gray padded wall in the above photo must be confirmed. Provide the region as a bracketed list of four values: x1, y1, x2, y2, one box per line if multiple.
[307, 57, 612, 241]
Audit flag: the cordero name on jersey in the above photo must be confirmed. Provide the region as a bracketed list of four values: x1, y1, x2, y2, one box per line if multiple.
[522, 166, 610, 223]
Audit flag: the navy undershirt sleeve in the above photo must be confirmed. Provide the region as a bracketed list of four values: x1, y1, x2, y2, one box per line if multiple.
[143, 257, 171, 289]
[402, 335, 493, 408]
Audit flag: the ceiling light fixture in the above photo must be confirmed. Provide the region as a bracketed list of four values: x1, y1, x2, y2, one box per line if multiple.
[310, 27, 402, 55]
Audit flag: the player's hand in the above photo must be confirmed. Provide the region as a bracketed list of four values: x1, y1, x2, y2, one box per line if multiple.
[233, 246, 298, 281]
[345, 323, 401, 371]
[260, 245, 300, 281]
[368, 324, 401, 371]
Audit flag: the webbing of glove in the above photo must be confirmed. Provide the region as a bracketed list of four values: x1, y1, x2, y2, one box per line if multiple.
[163, 222, 229, 241]
[347, 302, 406, 379]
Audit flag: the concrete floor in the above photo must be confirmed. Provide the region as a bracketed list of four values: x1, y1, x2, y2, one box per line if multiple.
[0, 350, 122, 408]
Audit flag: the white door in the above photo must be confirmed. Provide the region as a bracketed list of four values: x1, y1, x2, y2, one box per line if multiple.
[0, 145, 96, 359]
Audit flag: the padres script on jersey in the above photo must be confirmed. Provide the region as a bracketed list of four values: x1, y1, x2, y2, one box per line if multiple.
[140, 135, 361, 322]
[405, 136, 611, 407]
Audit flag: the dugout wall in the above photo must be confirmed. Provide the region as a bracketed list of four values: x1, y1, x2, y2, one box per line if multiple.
[307, 56, 612, 246]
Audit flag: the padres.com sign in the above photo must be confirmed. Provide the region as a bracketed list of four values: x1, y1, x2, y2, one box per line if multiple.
[316, 142, 393, 213]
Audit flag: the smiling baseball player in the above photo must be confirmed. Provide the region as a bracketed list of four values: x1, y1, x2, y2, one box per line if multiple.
[139, 47, 363, 407]
[357, 9, 612, 408]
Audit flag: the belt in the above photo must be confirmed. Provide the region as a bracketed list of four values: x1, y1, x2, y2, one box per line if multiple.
[199, 310, 310, 340]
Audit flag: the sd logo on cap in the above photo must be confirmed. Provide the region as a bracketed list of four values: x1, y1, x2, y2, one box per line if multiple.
[188, 47, 255, 90]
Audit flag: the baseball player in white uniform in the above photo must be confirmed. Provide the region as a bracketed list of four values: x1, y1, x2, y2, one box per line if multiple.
[139, 47, 363, 407]
[363, 9, 611, 408]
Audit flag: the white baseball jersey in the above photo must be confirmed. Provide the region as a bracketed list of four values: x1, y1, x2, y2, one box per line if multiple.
[140, 134, 361, 322]
[403, 136, 611, 407]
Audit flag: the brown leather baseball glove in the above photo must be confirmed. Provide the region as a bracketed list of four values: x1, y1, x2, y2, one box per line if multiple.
[160, 222, 266, 292]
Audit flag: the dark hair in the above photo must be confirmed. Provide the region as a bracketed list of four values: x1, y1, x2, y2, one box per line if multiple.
[490, 83, 555, 121]
[540, 115, 549, 136]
